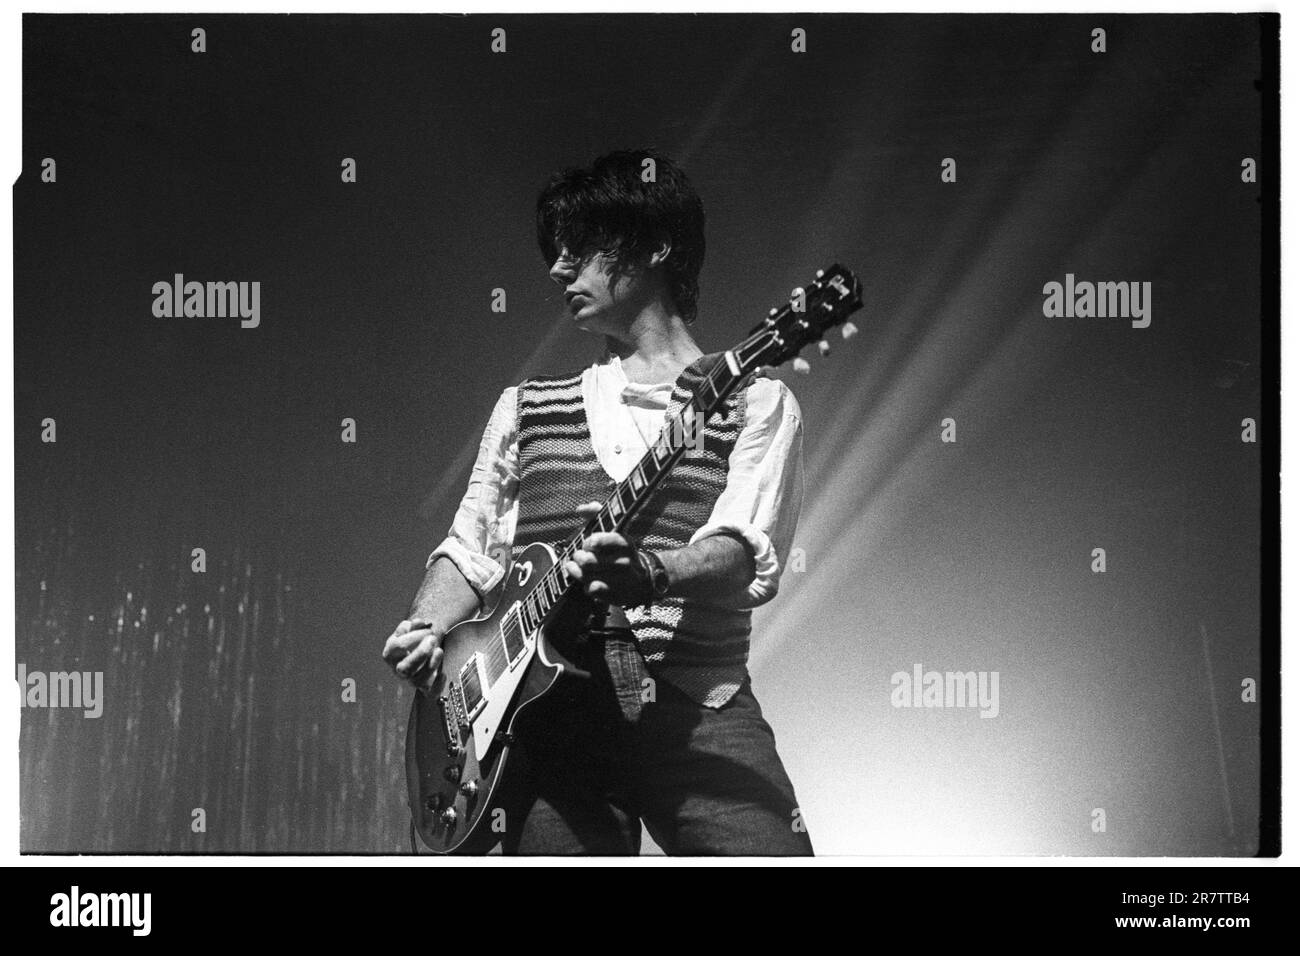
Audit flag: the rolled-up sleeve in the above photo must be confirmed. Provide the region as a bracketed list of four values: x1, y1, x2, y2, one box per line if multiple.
[688, 376, 804, 609]
[426, 387, 519, 600]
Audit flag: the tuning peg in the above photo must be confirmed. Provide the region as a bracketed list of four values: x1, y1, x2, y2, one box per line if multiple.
[792, 357, 811, 374]
[817, 339, 831, 357]
[841, 321, 859, 340]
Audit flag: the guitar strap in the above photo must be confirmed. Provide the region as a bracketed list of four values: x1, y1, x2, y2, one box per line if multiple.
[589, 601, 631, 631]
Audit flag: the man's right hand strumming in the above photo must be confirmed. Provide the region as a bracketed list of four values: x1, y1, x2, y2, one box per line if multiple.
[385, 554, 486, 692]
[382, 619, 446, 693]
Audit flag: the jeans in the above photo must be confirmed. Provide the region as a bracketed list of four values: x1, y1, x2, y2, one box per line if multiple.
[500, 629, 814, 856]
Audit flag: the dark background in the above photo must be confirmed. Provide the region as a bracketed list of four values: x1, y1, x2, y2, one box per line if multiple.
[15, 13, 1270, 853]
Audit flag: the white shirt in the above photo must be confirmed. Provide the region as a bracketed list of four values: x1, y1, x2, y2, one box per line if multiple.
[428, 354, 805, 610]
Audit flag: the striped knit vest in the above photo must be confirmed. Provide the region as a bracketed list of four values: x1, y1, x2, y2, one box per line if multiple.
[512, 353, 754, 708]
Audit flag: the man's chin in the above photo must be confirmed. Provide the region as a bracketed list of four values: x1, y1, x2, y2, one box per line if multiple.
[571, 312, 604, 333]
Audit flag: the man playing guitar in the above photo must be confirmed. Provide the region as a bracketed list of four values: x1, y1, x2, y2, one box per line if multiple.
[382, 149, 814, 855]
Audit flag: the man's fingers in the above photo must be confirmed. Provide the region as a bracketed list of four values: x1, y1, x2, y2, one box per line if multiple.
[396, 632, 443, 677]
[382, 626, 434, 664]
[582, 532, 629, 551]
[575, 501, 602, 515]
[413, 647, 445, 693]
[565, 541, 637, 580]
[587, 543, 635, 568]
[381, 618, 414, 653]
[384, 625, 439, 667]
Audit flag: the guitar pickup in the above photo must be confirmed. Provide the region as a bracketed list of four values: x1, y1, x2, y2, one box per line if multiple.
[457, 655, 487, 724]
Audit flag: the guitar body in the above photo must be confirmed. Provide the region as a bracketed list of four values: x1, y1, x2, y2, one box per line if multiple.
[406, 541, 594, 854]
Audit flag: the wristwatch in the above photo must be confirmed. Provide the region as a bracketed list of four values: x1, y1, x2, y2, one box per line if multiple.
[638, 549, 671, 604]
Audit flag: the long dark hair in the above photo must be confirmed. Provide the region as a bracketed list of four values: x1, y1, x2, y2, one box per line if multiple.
[536, 149, 706, 324]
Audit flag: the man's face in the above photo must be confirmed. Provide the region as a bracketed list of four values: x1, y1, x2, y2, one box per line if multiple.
[549, 240, 649, 335]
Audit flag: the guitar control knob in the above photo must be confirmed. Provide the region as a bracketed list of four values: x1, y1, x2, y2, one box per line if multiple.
[841, 321, 859, 340]
[440, 807, 458, 828]
[459, 780, 479, 797]
[792, 357, 811, 375]
[818, 340, 831, 357]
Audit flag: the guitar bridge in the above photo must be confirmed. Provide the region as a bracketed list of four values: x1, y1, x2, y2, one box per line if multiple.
[438, 672, 480, 759]
[438, 695, 460, 756]
[448, 678, 470, 729]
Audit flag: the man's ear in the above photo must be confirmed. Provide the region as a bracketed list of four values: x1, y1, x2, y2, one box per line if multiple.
[646, 237, 672, 269]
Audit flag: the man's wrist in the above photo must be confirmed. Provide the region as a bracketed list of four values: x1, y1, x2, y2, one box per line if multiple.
[634, 548, 670, 606]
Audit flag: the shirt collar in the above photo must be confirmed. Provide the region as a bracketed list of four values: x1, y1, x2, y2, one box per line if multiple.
[600, 355, 675, 409]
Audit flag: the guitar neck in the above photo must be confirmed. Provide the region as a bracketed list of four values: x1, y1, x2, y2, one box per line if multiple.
[513, 350, 750, 634]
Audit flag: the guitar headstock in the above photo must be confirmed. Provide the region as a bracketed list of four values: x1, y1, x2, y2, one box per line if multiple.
[739, 264, 863, 376]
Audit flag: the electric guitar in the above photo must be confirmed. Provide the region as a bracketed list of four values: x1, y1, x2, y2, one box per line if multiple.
[406, 263, 863, 853]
